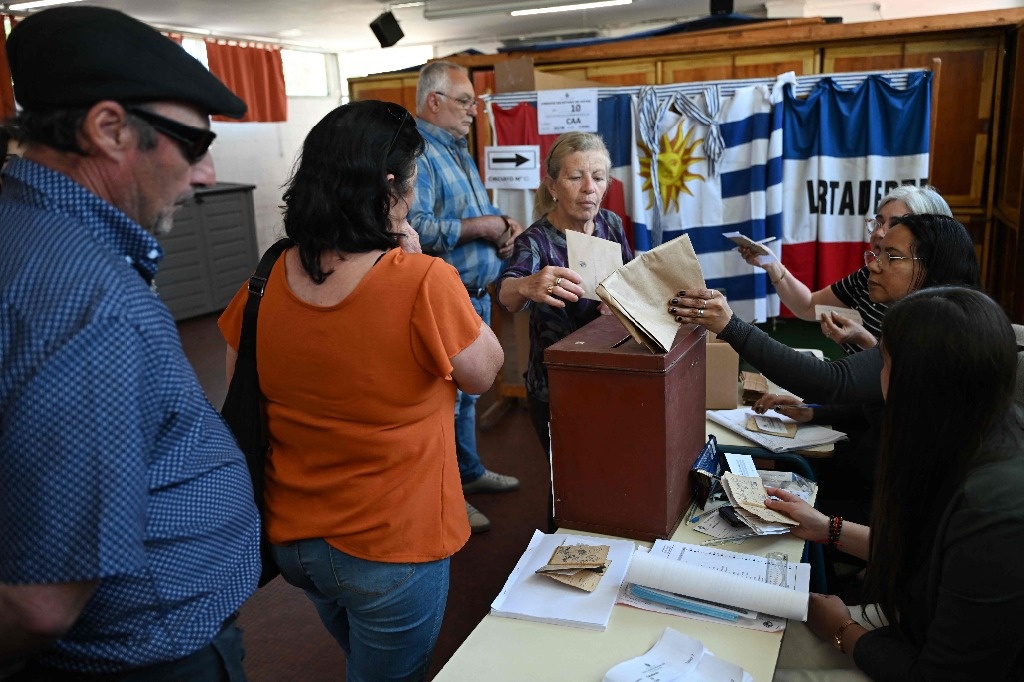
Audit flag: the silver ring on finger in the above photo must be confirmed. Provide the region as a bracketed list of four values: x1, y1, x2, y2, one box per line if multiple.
[697, 308, 703, 318]
[699, 299, 706, 310]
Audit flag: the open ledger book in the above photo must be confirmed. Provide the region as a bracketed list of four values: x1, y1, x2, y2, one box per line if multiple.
[491, 531, 809, 632]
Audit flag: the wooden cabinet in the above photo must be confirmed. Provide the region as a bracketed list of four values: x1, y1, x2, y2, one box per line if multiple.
[155, 183, 258, 321]
[543, 58, 657, 85]
[348, 73, 419, 111]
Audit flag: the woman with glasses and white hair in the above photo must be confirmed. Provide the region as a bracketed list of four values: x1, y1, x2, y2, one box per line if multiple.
[735, 185, 952, 354]
[670, 214, 980, 517]
[219, 100, 503, 681]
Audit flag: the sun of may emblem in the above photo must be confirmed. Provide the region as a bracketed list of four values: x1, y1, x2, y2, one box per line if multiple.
[638, 121, 706, 213]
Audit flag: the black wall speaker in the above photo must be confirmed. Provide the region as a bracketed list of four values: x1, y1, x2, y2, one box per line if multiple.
[370, 11, 404, 48]
[710, 0, 733, 15]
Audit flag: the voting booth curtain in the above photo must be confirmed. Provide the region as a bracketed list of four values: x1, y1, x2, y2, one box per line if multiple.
[486, 69, 932, 324]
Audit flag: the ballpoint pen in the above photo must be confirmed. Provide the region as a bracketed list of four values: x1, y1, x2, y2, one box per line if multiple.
[774, 403, 821, 411]
[701, 531, 765, 547]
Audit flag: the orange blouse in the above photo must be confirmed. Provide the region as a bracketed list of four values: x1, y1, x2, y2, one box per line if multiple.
[219, 248, 477, 562]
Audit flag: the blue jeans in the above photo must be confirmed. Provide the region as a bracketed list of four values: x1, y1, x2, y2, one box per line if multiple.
[272, 540, 449, 682]
[456, 293, 490, 483]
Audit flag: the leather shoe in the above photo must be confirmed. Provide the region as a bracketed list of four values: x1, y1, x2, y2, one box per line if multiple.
[466, 501, 491, 533]
[462, 469, 520, 494]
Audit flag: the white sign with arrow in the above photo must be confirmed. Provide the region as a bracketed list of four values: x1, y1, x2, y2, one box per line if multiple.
[484, 145, 540, 190]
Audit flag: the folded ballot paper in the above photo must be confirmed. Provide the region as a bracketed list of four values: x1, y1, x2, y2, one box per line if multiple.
[597, 234, 705, 353]
[604, 627, 753, 682]
[491, 531, 636, 631]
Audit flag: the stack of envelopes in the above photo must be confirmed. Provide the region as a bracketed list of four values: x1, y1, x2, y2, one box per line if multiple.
[534, 544, 611, 592]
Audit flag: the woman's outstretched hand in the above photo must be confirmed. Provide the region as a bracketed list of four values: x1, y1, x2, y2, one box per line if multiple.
[667, 288, 732, 334]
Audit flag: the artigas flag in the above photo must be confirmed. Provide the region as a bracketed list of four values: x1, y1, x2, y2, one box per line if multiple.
[781, 72, 932, 293]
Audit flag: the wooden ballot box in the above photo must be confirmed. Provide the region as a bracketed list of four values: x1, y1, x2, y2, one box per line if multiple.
[545, 316, 707, 542]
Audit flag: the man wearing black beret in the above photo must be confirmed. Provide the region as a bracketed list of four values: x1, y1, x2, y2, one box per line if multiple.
[0, 6, 260, 680]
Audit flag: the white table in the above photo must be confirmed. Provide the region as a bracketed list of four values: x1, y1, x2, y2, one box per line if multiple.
[436, 505, 808, 681]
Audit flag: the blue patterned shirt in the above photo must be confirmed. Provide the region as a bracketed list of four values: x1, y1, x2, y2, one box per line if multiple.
[409, 117, 503, 290]
[0, 158, 260, 673]
[497, 209, 633, 401]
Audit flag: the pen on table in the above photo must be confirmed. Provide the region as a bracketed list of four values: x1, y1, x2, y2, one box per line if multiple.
[773, 403, 820, 411]
[701, 532, 764, 547]
[688, 504, 726, 525]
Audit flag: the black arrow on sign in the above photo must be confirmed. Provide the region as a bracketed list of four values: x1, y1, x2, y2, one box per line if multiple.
[490, 153, 530, 167]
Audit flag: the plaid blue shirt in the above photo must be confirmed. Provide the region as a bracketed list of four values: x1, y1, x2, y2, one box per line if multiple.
[409, 118, 503, 290]
[0, 158, 260, 673]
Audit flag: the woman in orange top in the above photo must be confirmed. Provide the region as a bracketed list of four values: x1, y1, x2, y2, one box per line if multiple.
[219, 100, 503, 682]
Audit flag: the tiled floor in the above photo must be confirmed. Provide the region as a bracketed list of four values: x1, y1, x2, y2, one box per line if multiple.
[177, 313, 551, 681]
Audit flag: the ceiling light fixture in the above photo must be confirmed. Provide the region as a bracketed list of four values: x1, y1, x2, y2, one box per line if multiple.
[424, 0, 631, 20]
[7, 0, 81, 10]
[511, 0, 632, 16]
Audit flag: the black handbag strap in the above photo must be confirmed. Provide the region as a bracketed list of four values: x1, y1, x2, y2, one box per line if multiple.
[237, 238, 293, 362]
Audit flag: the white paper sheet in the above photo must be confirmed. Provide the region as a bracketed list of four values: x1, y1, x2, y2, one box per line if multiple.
[603, 627, 752, 682]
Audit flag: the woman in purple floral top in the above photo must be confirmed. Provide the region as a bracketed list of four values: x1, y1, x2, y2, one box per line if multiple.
[497, 132, 633, 453]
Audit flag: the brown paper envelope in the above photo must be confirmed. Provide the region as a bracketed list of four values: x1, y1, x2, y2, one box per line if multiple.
[745, 415, 798, 439]
[597, 234, 706, 353]
[566, 230, 623, 302]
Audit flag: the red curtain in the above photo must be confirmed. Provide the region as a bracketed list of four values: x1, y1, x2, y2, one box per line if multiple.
[0, 17, 16, 119]
[206, 40, 287, 123]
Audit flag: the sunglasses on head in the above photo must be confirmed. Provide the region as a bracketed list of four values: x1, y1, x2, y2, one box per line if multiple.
[126, 106, 216, 163]
[383, 104, 414, 158]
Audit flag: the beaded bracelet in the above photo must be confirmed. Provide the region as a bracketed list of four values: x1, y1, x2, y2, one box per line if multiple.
[827, 515, 844, 547]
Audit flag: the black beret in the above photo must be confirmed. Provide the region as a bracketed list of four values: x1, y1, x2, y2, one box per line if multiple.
[7, 6, 247, 119]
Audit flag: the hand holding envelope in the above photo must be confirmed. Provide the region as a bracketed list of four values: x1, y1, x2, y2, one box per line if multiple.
[596, 234, 707, 353]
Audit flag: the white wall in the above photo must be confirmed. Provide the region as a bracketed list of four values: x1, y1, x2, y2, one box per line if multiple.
[210, 94, 340, 253]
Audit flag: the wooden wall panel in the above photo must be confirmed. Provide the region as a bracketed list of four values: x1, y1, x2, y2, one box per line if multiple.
[733, 47, 818, 78]
[661, 54, 734, 84]
[822, 44, 903, 73]
[903, 38, 1000, 207]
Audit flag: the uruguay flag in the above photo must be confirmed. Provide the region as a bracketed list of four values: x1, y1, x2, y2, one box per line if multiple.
[780, 72, 932, 294]
[630, 82, 784, 323]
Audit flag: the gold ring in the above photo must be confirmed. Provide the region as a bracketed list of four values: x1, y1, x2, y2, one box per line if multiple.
[546, 285, 554, 295]
[554, 277, 562, 287]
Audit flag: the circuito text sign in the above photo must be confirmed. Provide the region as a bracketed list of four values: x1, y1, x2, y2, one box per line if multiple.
[484, 145, 540, 190]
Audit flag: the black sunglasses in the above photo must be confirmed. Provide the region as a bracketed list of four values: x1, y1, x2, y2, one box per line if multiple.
[126, 106, 216, 163]
[384, 105, 413, 159]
